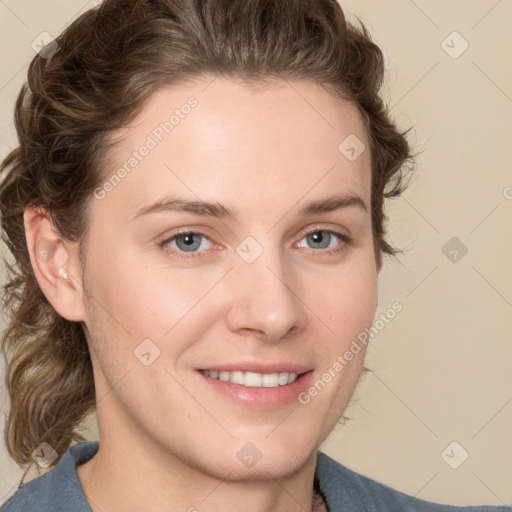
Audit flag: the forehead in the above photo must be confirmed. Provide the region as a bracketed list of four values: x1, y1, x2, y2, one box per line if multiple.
[97, 77, 371, 221]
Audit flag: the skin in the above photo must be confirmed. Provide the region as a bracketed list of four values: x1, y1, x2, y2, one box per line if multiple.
[24, 76, 379, 512]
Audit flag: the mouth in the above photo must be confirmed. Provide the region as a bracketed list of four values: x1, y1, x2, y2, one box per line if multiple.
[195, 367, 315, 409]
[198, 369, 305, 388]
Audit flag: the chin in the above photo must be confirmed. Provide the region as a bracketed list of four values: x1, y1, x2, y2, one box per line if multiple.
[221, 431, 319, 481]
[210, 447, 315, 482]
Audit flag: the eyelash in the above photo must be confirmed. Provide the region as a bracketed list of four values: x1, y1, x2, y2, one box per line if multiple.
[158, 227, 352, 261]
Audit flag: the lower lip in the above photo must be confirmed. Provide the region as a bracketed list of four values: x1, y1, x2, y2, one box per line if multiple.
[196, 370, 315, 409]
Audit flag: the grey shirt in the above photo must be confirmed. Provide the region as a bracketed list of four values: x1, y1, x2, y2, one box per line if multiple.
[1, 441, 510, 511]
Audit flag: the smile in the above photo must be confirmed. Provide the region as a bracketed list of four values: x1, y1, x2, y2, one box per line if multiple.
[199, 369, 300, 388]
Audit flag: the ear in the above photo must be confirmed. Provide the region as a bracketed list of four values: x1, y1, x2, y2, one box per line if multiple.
[23, 204, 86, 322]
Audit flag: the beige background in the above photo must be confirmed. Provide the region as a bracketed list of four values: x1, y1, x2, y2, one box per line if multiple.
[1, 0, 511, 507]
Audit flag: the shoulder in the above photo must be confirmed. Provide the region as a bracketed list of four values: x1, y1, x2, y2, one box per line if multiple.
[314, 451, 511, 512]
[0, 441, 99, 512]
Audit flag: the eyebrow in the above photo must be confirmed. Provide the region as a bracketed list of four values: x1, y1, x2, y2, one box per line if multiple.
[131, 192, 368, 221]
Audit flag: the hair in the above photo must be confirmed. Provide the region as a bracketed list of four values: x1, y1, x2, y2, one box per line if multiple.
[0, 0, 416, 473]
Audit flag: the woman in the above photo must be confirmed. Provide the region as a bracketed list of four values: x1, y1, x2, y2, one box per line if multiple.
[0, 0, 509, 511]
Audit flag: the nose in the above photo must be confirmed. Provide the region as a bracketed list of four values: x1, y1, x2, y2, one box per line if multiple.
[224, 243, 307, 342]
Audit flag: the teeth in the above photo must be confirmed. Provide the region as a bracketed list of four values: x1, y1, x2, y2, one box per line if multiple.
[278, 372, 289, 385]
[287, 372, 297, 384]
[230, 370, 245, 385]
[262, 373, 277, 387]
[244, 371, 262, 387]
[200, 370, 299, 388]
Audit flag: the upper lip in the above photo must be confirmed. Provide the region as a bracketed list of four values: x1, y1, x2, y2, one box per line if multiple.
[197, 362, 312, 374]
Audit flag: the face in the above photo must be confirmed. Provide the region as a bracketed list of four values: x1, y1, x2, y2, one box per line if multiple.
[80, 77, 378, 480]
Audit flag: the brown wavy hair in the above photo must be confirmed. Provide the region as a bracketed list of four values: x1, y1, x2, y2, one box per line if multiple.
[0, 0, 416, 474]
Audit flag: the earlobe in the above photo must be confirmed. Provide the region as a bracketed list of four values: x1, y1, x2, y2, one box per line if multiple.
[23, 205, 86, 322]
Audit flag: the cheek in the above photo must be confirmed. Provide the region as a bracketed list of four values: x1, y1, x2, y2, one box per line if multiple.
[315, 263, 378, 346]
[306, 267, 376, 418]
[84, 251, 228, 371]
[320, 264, 377, 397]
[88, 250, 201, 333]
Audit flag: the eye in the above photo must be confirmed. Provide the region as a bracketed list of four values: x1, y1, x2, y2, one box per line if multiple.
[159, 227, 351, 260]
[160, 231, 213, 260]
[295, 229, 349, 254]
